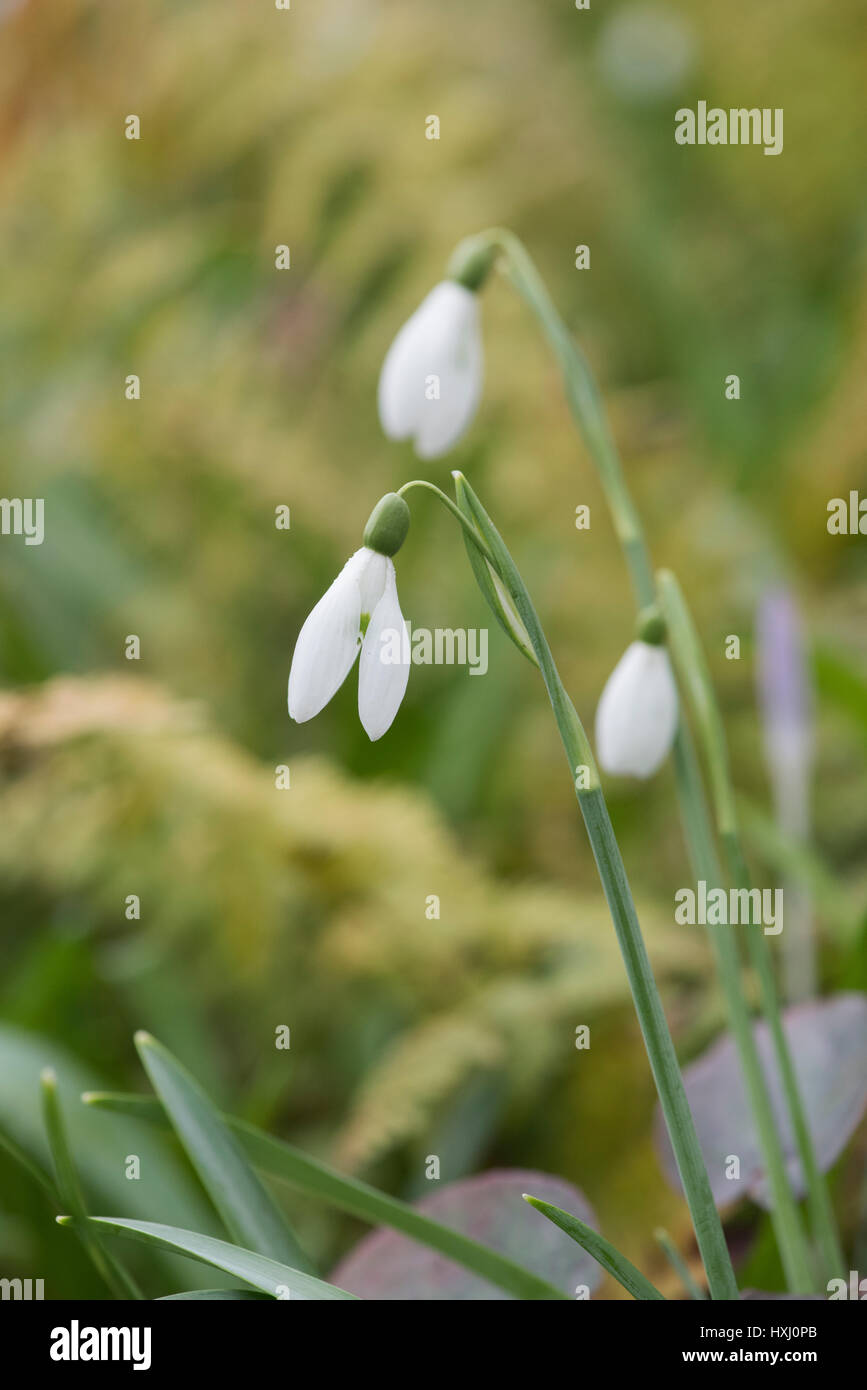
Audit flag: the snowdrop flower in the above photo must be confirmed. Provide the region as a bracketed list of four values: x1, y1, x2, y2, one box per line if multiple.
[288, 493, 411, 741]
[595, 625, 678, 778]
[378, 280, 484, 459]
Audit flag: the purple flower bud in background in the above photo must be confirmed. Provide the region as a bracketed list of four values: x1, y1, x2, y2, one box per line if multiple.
[756, 588, 813, 780]
[755, 586, 816, 1002]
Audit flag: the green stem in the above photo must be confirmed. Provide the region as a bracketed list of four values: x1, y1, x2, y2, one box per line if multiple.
[672, 728, 816, 1292]
[725, 830, 846, 1284]
[447, 475, 739, 1301]
[451, 228, 654, 604]
[658, 568, 845, 1286]
[397, 479, 499, 567]
[459, 226, 826, 1291]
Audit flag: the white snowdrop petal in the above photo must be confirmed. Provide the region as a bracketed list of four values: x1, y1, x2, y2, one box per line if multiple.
[358, 561, 410, 741]
[356, 548, 388, 619]
[287, 550, 367, 723]
[414, 343, 483, 458]
[377, 314, 432, 441]
[595, 641, 679, 778]
[377, 281, 483, 458]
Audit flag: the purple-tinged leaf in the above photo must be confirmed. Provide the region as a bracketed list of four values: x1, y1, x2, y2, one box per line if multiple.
[655, 993, 867, 1209]
[331, 1169, 602, 1300]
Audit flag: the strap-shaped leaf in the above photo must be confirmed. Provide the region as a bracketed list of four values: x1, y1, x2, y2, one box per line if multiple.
[453, 472, 538, 666]
[84, 1091, 567, 1301]
[58, 1217, 354, 1300]
[523, 1194, 665, 1301]
[42, 1070, 142, 1299]
[0, 1120, 60, 1203]
[133, 1032, 311, 1272]
[158, 1288, 271, 1301]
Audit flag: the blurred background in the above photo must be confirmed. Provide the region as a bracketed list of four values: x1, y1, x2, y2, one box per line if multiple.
[0, 0, 865, 1297]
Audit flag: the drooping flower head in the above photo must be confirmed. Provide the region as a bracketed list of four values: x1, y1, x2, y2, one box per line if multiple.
[595, 610, 678, 778]
[377, 280, 484, 459]
[288, 493, 411, 741]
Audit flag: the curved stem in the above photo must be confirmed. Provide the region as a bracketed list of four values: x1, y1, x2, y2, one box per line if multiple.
[451, 228, 654, 603]
[450, 474, 738, 1301]
[459, 225, 828, 1290]
[396, 479, 499, 568]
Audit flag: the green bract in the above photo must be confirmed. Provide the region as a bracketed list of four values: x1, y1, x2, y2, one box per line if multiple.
[452, 471, 538, 667]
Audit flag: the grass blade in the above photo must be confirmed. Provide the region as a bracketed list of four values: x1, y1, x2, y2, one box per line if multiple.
[0, 1121, 60, 1204]
[42, 1070, 142, 1300]
[57, 1217, 354, 1300]
[453, 473, 538, 666]
[84, 1091, 568, 1300]
[523, 1193, 665, 1301]
[158, 1289, 271, 1300]
[133, 1032, 312, 1272]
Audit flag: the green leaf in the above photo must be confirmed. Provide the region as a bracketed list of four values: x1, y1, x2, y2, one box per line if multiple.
[133, 1032, 311, 1272]
[82, 1092, 164, 1121]
[157, 1288, 271, 1301]
[58, 1217, 354, 1301]
[453, 472, 538, 666]
[522, 1194, 665, 1301]
[42, 1070, 142, 1300]
[84, 1092, 567, 1300]
[0, 1025, 225, 1292]
[0, 1120, 60, 1204]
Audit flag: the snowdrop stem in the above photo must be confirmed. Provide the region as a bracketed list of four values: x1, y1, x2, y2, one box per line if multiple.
[445, 473, 737, 1301]
[671, 728, 816, 1292]
[455, 226, 831, 1287]
[453, 228, 655, 603]
[396, 480, 499, 568]
[658, 569, 845, 1285]
[577, 784, 738, 1301]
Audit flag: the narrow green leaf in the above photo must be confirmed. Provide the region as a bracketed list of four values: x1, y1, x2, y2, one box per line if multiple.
[41, 1070, 142, 1300]
[453, 474, 538, 666]
[158, 1288, 271, 1301]
[82, 1091, 163, 1120]
[0, 1121, 60, 1204]
[133, 1032, 312, 1272]
[58, 1217, 354, 1301]
[523, 1194, 666, 1301]
[84, 1092, 567, 1300]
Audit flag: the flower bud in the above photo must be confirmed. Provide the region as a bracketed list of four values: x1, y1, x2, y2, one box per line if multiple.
[595, 640, 678, 778]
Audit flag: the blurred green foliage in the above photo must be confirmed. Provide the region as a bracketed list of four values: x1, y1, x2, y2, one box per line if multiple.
[0, 0, 865, 1297]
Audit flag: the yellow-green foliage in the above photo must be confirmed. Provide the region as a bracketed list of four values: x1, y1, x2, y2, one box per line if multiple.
[0, 675, 709, 1176]
[1, 0, 866, 1294]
